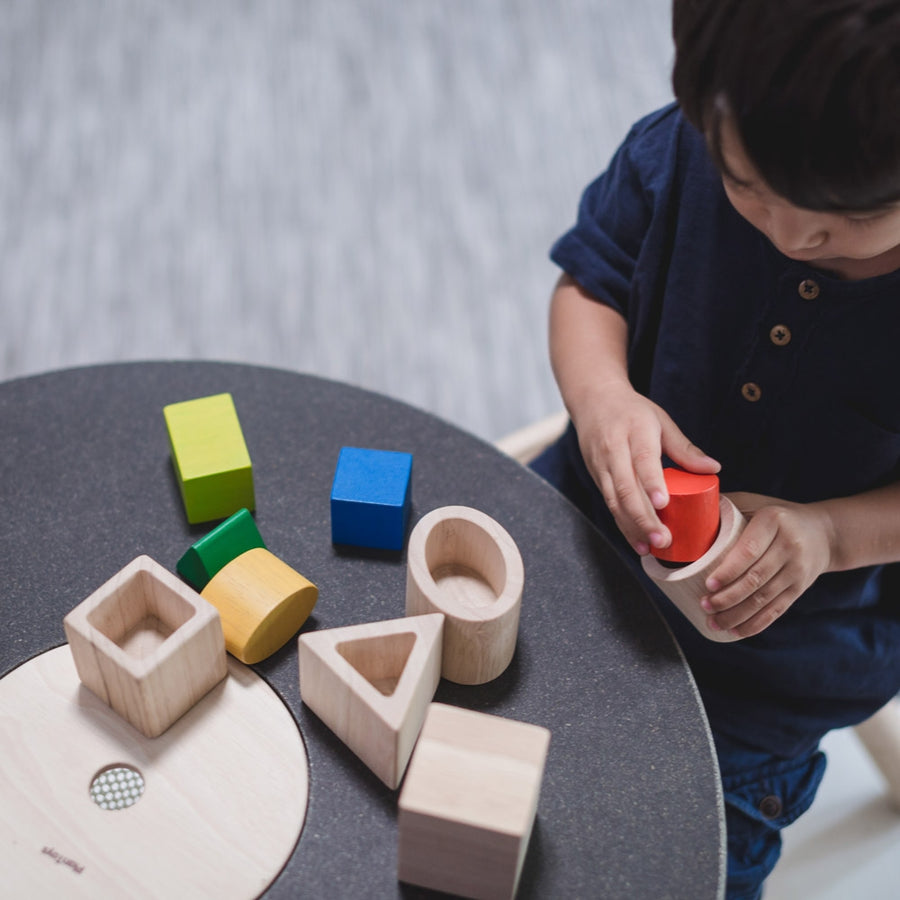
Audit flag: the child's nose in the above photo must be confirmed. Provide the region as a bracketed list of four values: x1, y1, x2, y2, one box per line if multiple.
[767, 207, 828, 253]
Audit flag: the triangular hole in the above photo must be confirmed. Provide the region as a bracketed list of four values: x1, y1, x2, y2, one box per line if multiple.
[336, 631, 416, 696]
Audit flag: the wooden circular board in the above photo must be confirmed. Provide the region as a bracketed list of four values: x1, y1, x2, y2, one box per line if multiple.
[0, 646, 308, 898]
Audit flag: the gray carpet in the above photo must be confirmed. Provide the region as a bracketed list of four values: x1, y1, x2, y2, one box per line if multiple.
[0, 0, 673, 441]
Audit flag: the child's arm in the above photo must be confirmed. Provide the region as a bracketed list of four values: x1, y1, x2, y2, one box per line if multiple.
[703, 482, 900, 638]
[549, 273, 721, 555]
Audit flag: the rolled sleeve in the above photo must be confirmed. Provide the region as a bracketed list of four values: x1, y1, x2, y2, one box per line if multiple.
[550, 104, 681, 318]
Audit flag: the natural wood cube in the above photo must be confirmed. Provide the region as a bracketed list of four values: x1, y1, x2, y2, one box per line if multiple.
[63, 555, 227, 738]
[398, 703, 551, 900]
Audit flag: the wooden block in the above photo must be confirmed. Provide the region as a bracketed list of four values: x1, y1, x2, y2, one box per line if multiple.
[406, 506, 524, 684]
[398, 702, 551, 900]
[176, 507, 266, 590]
[163, 392, 255, 524]
[201, 547, 318, 664]
[652, 469, 720, 563]
[63, 555, 227, 738]
[641, 495, 747, 642]
[298, 613, 444, 789]
[330, 446, 413, 550]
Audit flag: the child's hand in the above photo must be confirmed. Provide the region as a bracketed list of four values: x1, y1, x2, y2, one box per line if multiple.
[574, 381, 720, 555]
[702, 493, 835, 638]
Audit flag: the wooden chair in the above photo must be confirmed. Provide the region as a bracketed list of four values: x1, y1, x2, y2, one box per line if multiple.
[495, 410, 900, 811]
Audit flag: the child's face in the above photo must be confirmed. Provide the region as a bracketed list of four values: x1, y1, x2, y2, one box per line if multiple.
[718, 121, 900, 279]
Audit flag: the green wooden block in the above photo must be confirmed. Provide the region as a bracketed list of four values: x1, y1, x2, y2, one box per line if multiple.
[163, 393, 255, 524]
[176, 508, 266, 590]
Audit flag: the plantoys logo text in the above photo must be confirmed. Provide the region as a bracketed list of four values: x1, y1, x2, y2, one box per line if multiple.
[41, 846, 84, 875]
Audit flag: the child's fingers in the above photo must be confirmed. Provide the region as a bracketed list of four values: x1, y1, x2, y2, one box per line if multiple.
[726, 492, 771, 517]
[702, 520, 779, 605]
[658, 411, 721, 474]
[708, 583, 796, 638]
[630, 441, 670, 511]
[703, 560, 789, 621]
[598, 456, 670, 554]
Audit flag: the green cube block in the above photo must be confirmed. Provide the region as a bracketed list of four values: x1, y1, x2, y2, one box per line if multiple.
[163, 393, 255, 524]
[176, 508, 266, 590]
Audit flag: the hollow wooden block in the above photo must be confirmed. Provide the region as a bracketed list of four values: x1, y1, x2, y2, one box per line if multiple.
[163, 392, 255, 524]
[642, 495, 748, 642]
[63, 555, 227, 738]
[176, 507, 266, 590]
[398, 702, 551, 900]
[298, 613, 444, 789]
[406, 505, 524, 684]
[201, 547, 318, 664]
[330, 446, 413, 551]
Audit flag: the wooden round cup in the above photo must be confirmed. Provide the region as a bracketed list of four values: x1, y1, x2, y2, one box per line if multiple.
[641, 495, 747, 643]
[405, 506, 524, 685]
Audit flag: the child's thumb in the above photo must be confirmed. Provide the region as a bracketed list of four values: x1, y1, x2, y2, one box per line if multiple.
[660, 416, 721, 474]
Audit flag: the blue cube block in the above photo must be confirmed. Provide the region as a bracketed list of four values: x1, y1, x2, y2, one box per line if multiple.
[331, 447, 413, 551]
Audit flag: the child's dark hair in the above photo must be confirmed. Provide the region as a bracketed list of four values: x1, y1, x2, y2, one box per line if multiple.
[672, 0, 900, 211]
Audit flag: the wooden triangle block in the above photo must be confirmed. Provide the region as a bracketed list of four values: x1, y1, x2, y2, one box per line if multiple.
[298, 614, 444, 789]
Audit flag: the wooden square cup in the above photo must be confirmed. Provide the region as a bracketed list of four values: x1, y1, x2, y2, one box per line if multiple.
[63, 555, 227, 738]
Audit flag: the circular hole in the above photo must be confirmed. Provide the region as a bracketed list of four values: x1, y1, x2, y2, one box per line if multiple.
[89, 764, 145, 811]
[424, 518, 507, 604]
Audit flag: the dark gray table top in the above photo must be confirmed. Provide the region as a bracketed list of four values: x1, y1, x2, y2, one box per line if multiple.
[0, 361, 724, 899]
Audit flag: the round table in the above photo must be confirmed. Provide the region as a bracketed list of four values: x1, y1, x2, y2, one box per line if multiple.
[0, 362, 724, 899]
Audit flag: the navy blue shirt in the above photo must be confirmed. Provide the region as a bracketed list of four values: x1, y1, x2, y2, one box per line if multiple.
[545, 103, 900, 758]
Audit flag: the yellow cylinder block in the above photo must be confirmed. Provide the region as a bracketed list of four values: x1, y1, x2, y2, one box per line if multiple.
[202, 547, 318, 664]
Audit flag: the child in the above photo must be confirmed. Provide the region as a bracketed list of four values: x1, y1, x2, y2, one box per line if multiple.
[531, 1, 900, 897]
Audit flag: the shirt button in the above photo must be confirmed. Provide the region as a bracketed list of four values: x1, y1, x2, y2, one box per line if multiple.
[798, 278, 820, 300]
[769, 324, 792, 346]
[759, 795, 783, 819]
[741, 382, 762, 402]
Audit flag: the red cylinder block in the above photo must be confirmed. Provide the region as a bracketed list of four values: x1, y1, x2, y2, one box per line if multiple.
[652, 469, 720, 564]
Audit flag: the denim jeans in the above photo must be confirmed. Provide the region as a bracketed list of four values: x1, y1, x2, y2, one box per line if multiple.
[715, 731, 827, 899]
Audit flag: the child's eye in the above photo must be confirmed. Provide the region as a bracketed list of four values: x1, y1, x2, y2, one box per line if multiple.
[845, 211, 890, 227]
[723, 175, 755, 194]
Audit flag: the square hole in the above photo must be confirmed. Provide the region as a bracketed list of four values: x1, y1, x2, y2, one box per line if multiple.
[64, 555, 227, 737]
[87, 570, 196, 659]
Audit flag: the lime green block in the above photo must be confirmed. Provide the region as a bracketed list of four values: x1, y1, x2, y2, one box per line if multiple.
[176, 508, 266, 590]
[163, 393, 255, 524]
